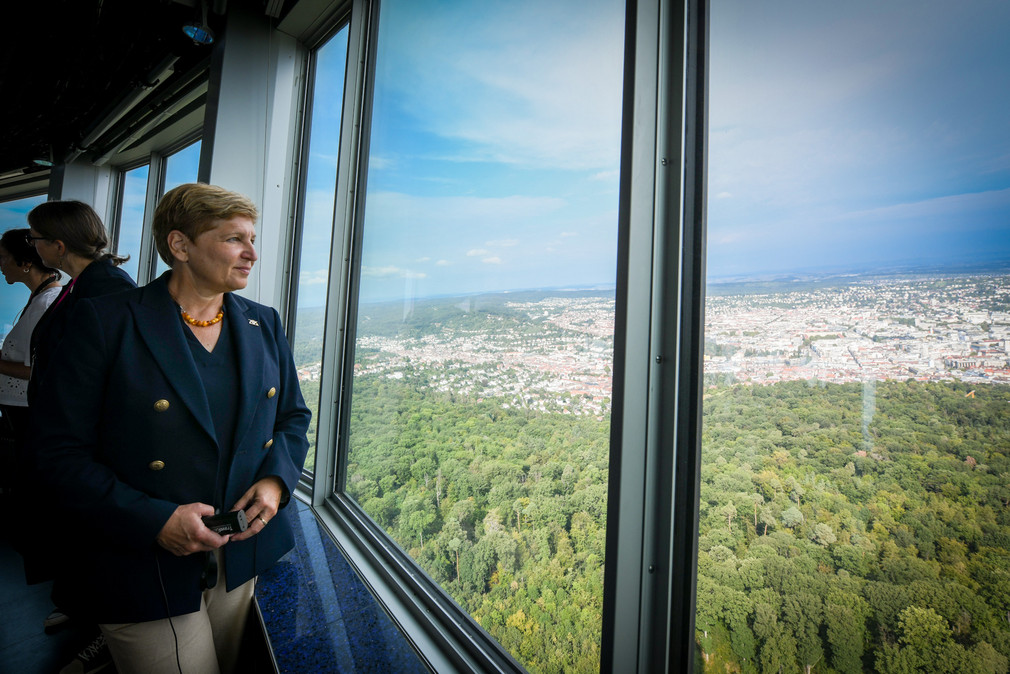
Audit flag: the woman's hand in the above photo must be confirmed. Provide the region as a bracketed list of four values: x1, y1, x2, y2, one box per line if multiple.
[0, 358, 31, 380]
[228, 476, 284, 542]
[156, 503, 230, 556]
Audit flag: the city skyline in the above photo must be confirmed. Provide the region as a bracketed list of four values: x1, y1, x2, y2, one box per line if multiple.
[289, 273, 1010, 421]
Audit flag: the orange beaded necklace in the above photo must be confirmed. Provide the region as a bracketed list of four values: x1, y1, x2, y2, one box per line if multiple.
[180, 307, 224, 327]
[171, 292, 224, 327]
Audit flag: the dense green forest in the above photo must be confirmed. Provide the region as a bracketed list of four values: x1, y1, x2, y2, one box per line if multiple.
[697, 380, 1010, 674]
[345, 374, 609, 672]
[294, 303, 1010, 673]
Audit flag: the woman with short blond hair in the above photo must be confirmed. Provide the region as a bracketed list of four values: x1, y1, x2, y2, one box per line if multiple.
[33, 183, 310, 673]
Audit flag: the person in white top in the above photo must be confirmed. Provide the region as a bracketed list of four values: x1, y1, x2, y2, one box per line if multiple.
[0, 228, 62, 434]
[0, 227, 62, 631]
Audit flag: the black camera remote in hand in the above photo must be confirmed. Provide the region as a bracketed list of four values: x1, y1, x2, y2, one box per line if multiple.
[202, 510, 248, 535]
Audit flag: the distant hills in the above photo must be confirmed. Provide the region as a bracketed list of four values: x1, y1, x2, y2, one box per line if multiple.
[707, 261, 1010, 297]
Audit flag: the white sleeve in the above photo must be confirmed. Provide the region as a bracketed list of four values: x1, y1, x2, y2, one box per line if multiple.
[19, 287, 61, 365]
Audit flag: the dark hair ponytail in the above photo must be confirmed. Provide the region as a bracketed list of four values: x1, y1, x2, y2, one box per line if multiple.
[27, 200, 129, 266]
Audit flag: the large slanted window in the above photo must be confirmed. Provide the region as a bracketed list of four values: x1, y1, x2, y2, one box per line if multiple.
[112, 140, 201, 284]
[157, 140, 202, 277]
[336, 0, 625, 670]
[697, 1, 1010, 672]
[163, 141, 201, 193]
[0, 193, 47, 338]
[0, 194, 46, 230]
[0, 194, 46, 234]
[290, 25, 350, 475]
[115, 164, 149, 283]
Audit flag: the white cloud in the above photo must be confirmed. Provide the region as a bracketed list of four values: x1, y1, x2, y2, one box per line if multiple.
[302, 188, 337, 231]
[713, 232, 748, 245]
[368, 155, 395, 171]
[416, 256, 431, 262]
[358, 192, 577, 285]
[368, 193, 566, 228]
[362, 265, 403, 277]
[561, 232, 577, 237]
[360, 264, 428, 280]
[309, 150, 339, 167]
[707, 0, 1010, 225]
[384, 0, 624, 171]
[299, 269, 329, 285]
[838, 187, 1010, 223]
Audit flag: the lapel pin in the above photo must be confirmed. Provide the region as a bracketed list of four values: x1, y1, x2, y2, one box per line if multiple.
[249, 319, 260, 326]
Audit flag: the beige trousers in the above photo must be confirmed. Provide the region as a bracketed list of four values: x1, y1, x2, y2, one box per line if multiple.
[100, 551, 255, 674]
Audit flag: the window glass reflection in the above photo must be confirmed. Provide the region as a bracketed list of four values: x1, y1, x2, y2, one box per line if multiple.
[699, 1, 1010, 672]
[345, 1, 624, 670]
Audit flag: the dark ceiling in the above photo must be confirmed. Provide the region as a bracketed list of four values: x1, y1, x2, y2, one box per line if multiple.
[0, 0, 227, 184]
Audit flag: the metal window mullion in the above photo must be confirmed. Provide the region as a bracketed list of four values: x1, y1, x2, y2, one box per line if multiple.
[311, 0, 372, 506]
[602, 0, 671, 670]
[137, 153, 165, 285]
[667, 0, 709, 670]
[640, 0, 688, 664]
[284, 44, 321, 348]
[108, 171, 127, 256]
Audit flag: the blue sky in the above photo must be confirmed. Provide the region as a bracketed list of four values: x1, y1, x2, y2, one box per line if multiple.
[707, 0, 1010, 279]
[0, 194, 46, 335]
[294, 28, 349, 310]
[339, 0, 1010, 302]
[351, 0, 625, 304]
[6, 0, 1008, 321]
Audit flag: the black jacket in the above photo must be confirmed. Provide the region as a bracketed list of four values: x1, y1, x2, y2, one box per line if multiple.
[27, 256, 135, 405]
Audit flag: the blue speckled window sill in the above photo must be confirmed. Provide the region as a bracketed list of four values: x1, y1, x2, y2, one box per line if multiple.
[255, 500, 430, 673]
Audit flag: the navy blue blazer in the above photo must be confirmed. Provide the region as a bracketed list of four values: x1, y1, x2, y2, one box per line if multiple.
[27, 256, 136, 406]
[32, 273, 310, 623]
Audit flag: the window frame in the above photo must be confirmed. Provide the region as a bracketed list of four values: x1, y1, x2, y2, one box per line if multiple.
[109, 134, 204, 286]
[297, 0, 710, 672]
[284, 20, 351, 348]
[599, 0, 708, 670]
[0, 178, 49, 204]
[284, 16, 355, 487]
[0, 189, 47, 207]
[109, 158, 155, 284]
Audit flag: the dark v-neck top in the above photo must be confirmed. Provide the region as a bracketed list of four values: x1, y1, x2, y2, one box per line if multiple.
[184, 316, 240, 510]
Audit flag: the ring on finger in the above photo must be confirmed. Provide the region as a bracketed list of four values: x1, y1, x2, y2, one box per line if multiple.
[257, 515, 268, 526]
